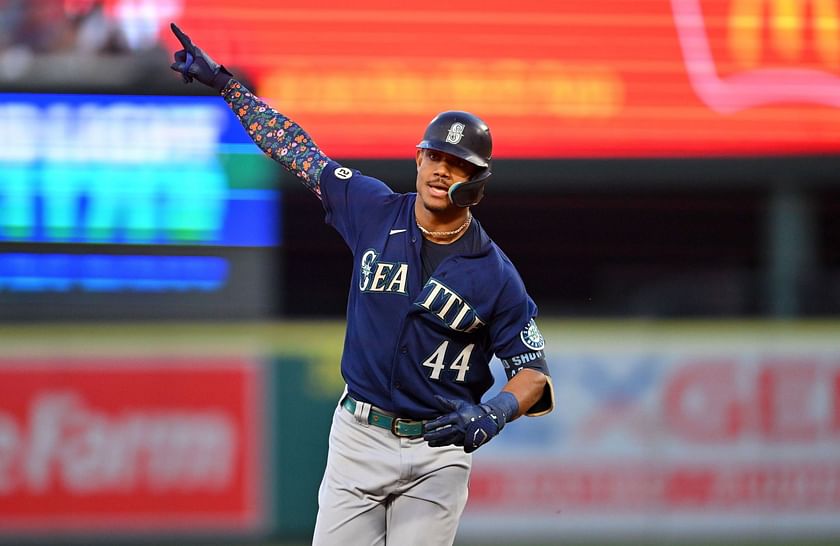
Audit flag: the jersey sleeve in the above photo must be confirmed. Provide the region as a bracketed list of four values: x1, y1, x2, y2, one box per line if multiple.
[489, 281, 555, 417]
[318, 160, 396, 249]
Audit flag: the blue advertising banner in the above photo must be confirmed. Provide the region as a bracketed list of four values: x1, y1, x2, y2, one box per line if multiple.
[0, 93, 278, 247]
[0, 93, 280, 306]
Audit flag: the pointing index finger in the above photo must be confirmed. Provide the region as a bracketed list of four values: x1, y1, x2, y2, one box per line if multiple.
[170, 22, 192, 49]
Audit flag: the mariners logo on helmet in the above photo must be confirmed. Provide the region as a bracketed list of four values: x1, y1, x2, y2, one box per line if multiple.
[520, 319, 545, 351]
[445, 122, 466, 144]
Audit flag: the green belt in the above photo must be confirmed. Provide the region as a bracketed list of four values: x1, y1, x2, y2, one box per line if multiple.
[342, 396, 425, 438]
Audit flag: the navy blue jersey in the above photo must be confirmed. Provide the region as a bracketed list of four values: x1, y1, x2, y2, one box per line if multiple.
[320, 161, 548, 419]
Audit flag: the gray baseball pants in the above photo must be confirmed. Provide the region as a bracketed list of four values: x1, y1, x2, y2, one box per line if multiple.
[312, 395, 472, 546]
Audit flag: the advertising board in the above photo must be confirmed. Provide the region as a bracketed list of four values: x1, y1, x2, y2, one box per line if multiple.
[461, 330, 840, 541]
[159, 0, 840, 158]
[0, 357, 266, 537]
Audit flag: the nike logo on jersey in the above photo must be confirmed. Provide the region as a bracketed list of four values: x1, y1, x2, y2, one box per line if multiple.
[416, 278, 485, 333]
[388, 229, 407, 235]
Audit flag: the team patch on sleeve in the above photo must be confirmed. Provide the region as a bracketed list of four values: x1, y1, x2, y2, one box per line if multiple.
[520, 318, 545, 350]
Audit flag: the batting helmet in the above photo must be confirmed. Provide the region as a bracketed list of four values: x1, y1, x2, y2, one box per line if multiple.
[416, 111, 492, 207]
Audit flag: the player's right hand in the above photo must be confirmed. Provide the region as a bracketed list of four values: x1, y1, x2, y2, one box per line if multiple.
[424, 396, 500, 453]
[169, 23, 233, 92]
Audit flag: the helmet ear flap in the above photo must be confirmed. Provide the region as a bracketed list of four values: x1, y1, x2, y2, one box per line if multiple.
[448, 167, 491, 208]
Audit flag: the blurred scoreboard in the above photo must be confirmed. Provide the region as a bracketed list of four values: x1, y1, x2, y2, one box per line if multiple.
[160, 0, 840, 158]
[0, 93, 281, 319]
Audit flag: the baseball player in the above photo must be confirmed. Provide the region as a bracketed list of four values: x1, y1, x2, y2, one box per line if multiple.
[169, 23, 554, 546]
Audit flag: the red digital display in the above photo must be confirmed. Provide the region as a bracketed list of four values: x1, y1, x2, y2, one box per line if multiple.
[160, 0, 840, 158]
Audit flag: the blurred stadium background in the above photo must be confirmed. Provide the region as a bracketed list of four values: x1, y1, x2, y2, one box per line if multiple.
[1, 1, 839, 545]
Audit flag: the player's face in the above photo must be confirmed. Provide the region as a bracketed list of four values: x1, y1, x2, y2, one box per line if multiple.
[415, 149, 477, 213]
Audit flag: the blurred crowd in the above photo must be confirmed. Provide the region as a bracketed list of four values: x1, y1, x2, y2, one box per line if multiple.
[0, 0, 180, 55]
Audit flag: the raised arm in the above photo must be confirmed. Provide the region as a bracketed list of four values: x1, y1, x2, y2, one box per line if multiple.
[169, 23, 329, 196]
[220, 80, 329, 195]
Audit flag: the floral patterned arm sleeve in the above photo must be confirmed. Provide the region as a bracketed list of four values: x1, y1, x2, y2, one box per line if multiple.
[221, 80, 330, 197]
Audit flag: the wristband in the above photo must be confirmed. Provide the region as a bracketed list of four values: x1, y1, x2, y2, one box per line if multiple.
[211, 68, 233, 92]
[480, 391, 519, 430]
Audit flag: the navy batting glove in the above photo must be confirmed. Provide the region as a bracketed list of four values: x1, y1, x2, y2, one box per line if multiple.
[424, 397, 483, 449]
[424, 392, 519, 453]
[169, 23, 233, 92]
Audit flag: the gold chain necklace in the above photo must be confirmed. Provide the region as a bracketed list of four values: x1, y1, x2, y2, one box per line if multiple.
[416, 212, 472, 240]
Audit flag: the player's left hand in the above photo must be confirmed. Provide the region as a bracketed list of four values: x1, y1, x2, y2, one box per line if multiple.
[424, 396, 502, 453]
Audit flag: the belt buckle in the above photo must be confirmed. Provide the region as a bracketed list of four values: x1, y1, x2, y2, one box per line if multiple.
[390, 417, 417, 437]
